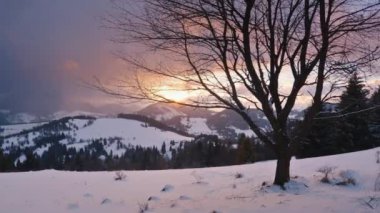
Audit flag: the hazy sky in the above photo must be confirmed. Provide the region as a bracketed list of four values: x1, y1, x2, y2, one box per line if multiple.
[0, 0, 133, 114]
[1, 1, 379, 115]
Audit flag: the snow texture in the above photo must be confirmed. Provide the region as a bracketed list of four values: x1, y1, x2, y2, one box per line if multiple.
[0, 147, 379, 213]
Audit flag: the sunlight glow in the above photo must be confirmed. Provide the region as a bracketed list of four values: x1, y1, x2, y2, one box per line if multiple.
[156, 86, 190, 102]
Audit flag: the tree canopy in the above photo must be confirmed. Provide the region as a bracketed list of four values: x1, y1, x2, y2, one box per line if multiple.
[102, 0, 380, 185]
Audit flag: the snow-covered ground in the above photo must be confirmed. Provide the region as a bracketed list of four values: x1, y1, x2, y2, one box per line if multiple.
[72, 118, 191, 147]
[181, 117, 218, 136]
[1, 118, 192, 158]
[227, 126, 256, 137]
[0, 148, 379, 213]
[61, 118, 192, 156]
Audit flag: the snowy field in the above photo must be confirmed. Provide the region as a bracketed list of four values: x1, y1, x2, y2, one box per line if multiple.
[0, 148, 379, 213]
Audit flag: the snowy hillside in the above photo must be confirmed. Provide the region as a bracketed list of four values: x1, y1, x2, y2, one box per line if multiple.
[0, 148, 379, 213]
[1, 116, 192, 160]
[63, 118, 191, 154]
[138, 103, 269, 138]
[138, 103, 187, 121]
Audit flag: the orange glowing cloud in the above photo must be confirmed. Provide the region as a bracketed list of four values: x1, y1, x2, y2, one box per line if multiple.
[63, 59, 80, 72]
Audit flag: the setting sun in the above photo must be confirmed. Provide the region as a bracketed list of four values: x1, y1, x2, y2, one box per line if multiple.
[156, 86, 190, 102]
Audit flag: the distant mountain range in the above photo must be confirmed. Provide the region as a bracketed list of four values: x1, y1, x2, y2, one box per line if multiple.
[135, 103, 304, 138]
[1, 102, 306, 138]
[0, 109, 106, 125]
[0, 103, 307, 164]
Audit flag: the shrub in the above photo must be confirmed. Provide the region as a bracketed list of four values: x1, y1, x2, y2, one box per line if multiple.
[336, 170, 357, 186]
[317, 166, 336, 183]
[138, 202, 149, 213]
[235, 172, 243, 179]
[114, 171, 126, 181]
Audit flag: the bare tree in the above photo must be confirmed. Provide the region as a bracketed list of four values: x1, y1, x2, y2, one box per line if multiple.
[101, 0, 380, 185]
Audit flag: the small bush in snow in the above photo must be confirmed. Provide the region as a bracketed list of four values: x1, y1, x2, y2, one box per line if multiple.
[191, 171, 207, 185]
[317, 166, 336, 183]
[101, 198, 112, 205]
[138, 202, 149, 213]
[161, 184, 174, 192]
[147, 196, 159, 201]
[114, 171, 126, 181]
[336, 170, 357, 186]
[235, 172, 243, 179]
[376, 151, 380, 164]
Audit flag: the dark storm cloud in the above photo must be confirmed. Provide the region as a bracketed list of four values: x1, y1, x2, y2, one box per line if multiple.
[0, 0, 120, 114]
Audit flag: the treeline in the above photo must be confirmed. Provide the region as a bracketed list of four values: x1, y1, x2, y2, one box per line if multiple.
[0, 134, 275, 172]
[297, 73, 380, 158]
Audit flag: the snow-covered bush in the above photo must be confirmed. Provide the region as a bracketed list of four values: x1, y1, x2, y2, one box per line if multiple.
[336, 170, 357, 186]
[138, 202, 149, 213]
[114, 171, 126, 181]
[317, 166, 336, 183]
[235, 172, 243, 179]
[317, 167, 359, 186]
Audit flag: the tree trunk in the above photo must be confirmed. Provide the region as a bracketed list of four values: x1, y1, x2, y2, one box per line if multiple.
[273, 150, 291, 186]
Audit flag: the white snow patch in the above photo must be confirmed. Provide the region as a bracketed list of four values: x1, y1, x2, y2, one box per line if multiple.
[14, 154, 26, 165]
[181, 117, 218, 135]
[154, 105, 186, 121]
[227, 126, 255, 137]
[33, 144, 51, 156]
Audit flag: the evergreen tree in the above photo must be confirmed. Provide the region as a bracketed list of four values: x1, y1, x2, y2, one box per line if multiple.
[370, 87, 380, 123]
[337, 73, 374, 151]
[369, 87, 380, 140]
[236, 134, 254, 164]
[339, 73, 369, 112]
[298, 73, 376, 158]
[161, 142, 166, 155]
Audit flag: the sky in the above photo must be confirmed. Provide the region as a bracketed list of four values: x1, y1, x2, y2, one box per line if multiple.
[0, 0, 135, 115]
[1, 1, 379, 116]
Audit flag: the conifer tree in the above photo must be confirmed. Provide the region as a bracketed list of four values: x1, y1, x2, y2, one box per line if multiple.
[370, 87, 380, 123]
[337, 73, 373, 151]
[369, 87, 380, 140]
[161, 142, 166, 155]
[339, 73, 369, 112]
[236, 134, 254, 164]
[299, 73, 376, 158]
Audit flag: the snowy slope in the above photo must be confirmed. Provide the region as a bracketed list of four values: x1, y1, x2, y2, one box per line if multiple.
[138, 103, 186, 121]
[180, 117, 218, 135]
[72, 118, 191, 148]
[0, 148, 379, 213]
[1, 117, 192, 158]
